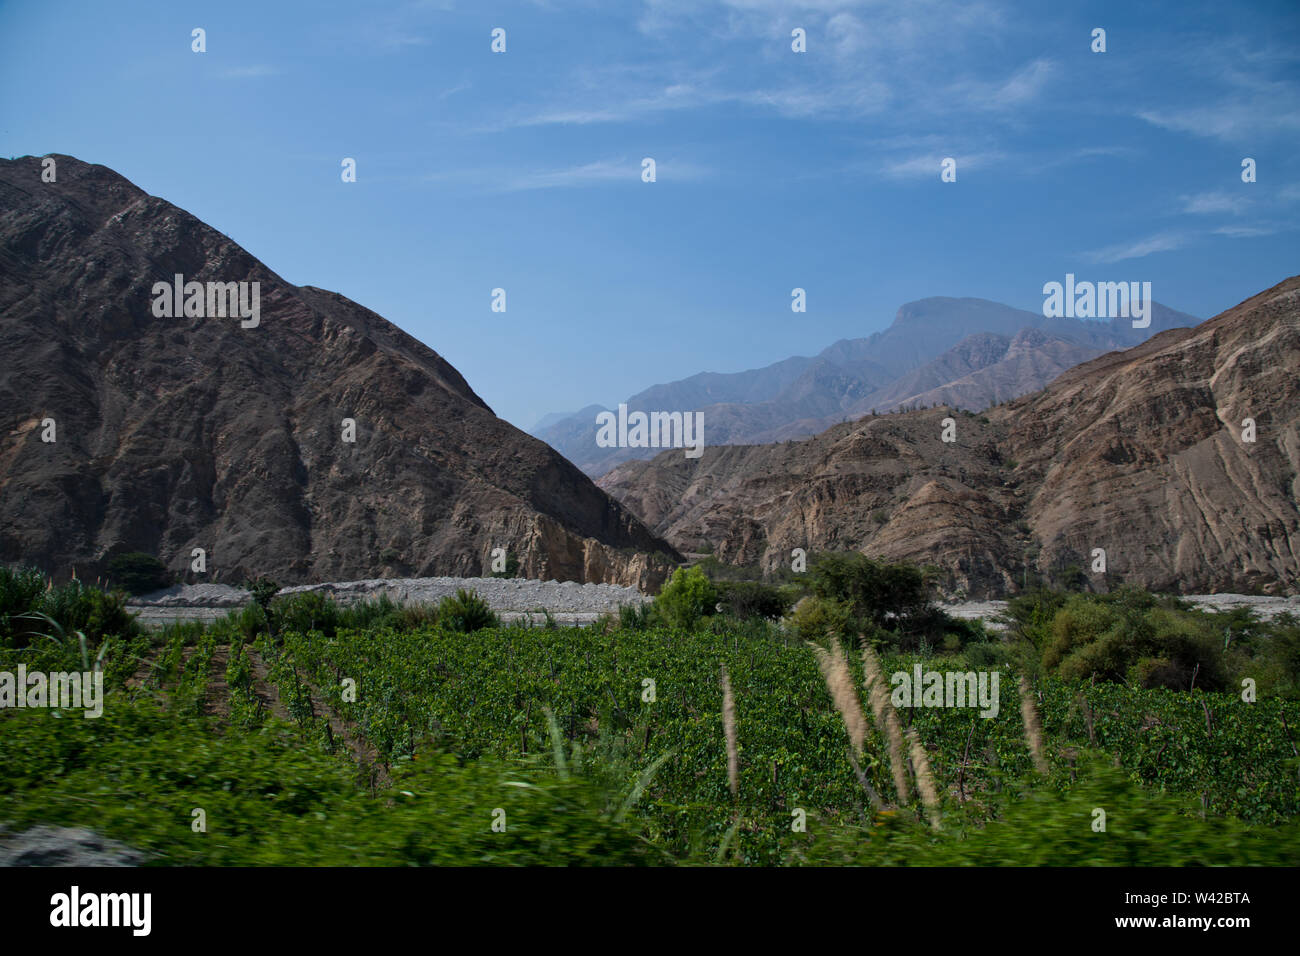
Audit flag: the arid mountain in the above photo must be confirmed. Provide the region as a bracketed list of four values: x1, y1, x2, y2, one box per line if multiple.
[537, 297, 1198, 476]
[0, 155, 679, 589]
[852, 328, 1105, 415]
[598, 277, 1300, 597]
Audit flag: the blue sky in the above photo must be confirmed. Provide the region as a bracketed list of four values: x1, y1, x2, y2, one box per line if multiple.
[2, 0, 1298, 430]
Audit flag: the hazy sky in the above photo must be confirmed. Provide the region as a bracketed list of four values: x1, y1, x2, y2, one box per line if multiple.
[2, 0, 1298, 430]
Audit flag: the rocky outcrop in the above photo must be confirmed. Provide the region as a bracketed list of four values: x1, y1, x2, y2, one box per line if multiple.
[0, 155, 679, 590]
[599, 277, 1300, 597]
[1000, 279, 1300, 594]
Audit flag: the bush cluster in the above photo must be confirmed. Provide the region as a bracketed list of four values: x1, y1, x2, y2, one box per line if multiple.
[104, 552, 172, 596]
[0, 565, 142, 652]
[1007, 586, 1300, 696]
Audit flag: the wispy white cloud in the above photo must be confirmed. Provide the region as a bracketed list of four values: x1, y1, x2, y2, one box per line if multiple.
[1212, 223, 1286, 238]
[502, 0, 1042, 131]
[1179, 191, 1250, 215]
[312, 0, 454, 52]
[1138, 103, 1300, 140]
[1137, 68, 1300, 141]
[501, 159, 640, 191]
[504, 158, 711, 190]
[950, 57, 1056, 112]
[881, 151, 1003, 179]
[422, 157, 712, 192]
[1083, 231, 1190, 264]
[1083, 217, 1292, 263]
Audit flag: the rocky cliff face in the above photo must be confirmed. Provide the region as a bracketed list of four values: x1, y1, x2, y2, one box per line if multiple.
[0, 155, 679, 589]
[599, 409, 1024, 596]
[599, 277, 1300, 597]
[1000, 279, 1300, 595]
[850, 328, 1105, 415]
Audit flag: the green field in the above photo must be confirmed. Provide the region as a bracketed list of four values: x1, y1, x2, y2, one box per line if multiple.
[2, 566, 1299, 866]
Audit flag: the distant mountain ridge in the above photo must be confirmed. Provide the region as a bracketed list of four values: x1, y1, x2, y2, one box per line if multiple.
[534, 296, 1200, 475]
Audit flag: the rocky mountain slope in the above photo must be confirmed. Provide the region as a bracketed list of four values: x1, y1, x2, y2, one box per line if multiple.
[847, 328, 1104, 416]
[538, 297, 1198, 476]
[598, 276, 1300, 597]
[0, 154, 678, 589]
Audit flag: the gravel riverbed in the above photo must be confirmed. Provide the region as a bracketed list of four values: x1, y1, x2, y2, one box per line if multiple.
[127, 579, 1300, 631]
[128, 577, 653, 628]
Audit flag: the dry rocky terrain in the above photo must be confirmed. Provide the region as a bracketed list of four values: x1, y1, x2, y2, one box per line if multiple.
[0, 155, 678, 590]
[599, 276, 1300, 598]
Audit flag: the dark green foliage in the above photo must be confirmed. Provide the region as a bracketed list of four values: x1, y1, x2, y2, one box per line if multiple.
[618, 602, 660, 630]
[964, 641, 1019, 669]
[807, 552, 953, 649]
[273, 591, 342, 637]
[243, 578, 280, 613]
[786, 594, 852, 642]
[436, 588, 499, 633]
[1049, 563, 1088, 592]
[0, 566, 141, 652]
[104, 552, 172, 596]
[1013, 589, 1229, 691]
[1006, 587, 1070, 650]
[1224, 611, 1300, 699]
[714, 580, 790, 620]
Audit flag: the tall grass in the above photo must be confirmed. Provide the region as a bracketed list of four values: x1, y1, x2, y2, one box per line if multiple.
[861, 641, 911, 803]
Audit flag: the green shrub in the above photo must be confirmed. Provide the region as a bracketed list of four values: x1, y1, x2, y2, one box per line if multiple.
[653, 566, 717, 629]
[273, 591, 342, 637]
[393, 603, 439, 630]
[0, 566, 48, 629]
[337, 594, 401, 630]
[0, 568, 141, 651]
[436, 589, 499, 633]
[243, 578, 280, 612]
[1039, 592, 1226, 691]
[1049, 563, 1088, 591]
[807, 552, 950, 648]
[234, 603, 268, 640]
[964, 640, 1018, 668]
[786, 594, 852, 642]
[1006, 586, 1069, 649]
[714, 580, 789, 620]
[104, 552, 172, 596]
[1225, 611, 1300, 699]
[618, 602, 660, 630]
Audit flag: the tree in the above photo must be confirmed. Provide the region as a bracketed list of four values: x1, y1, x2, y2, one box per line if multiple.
[808, 552, 947, 647]
[654, 566, 718, 629]
[105, 552, 172, 596]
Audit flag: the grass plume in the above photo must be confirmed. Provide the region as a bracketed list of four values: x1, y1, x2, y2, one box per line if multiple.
[811, 640, 869, 754]
[721, 666, 739, 800]
[907, 726, 942, 830]
[1019, 673, 1049, 775]
[861, 640, 911, 804]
